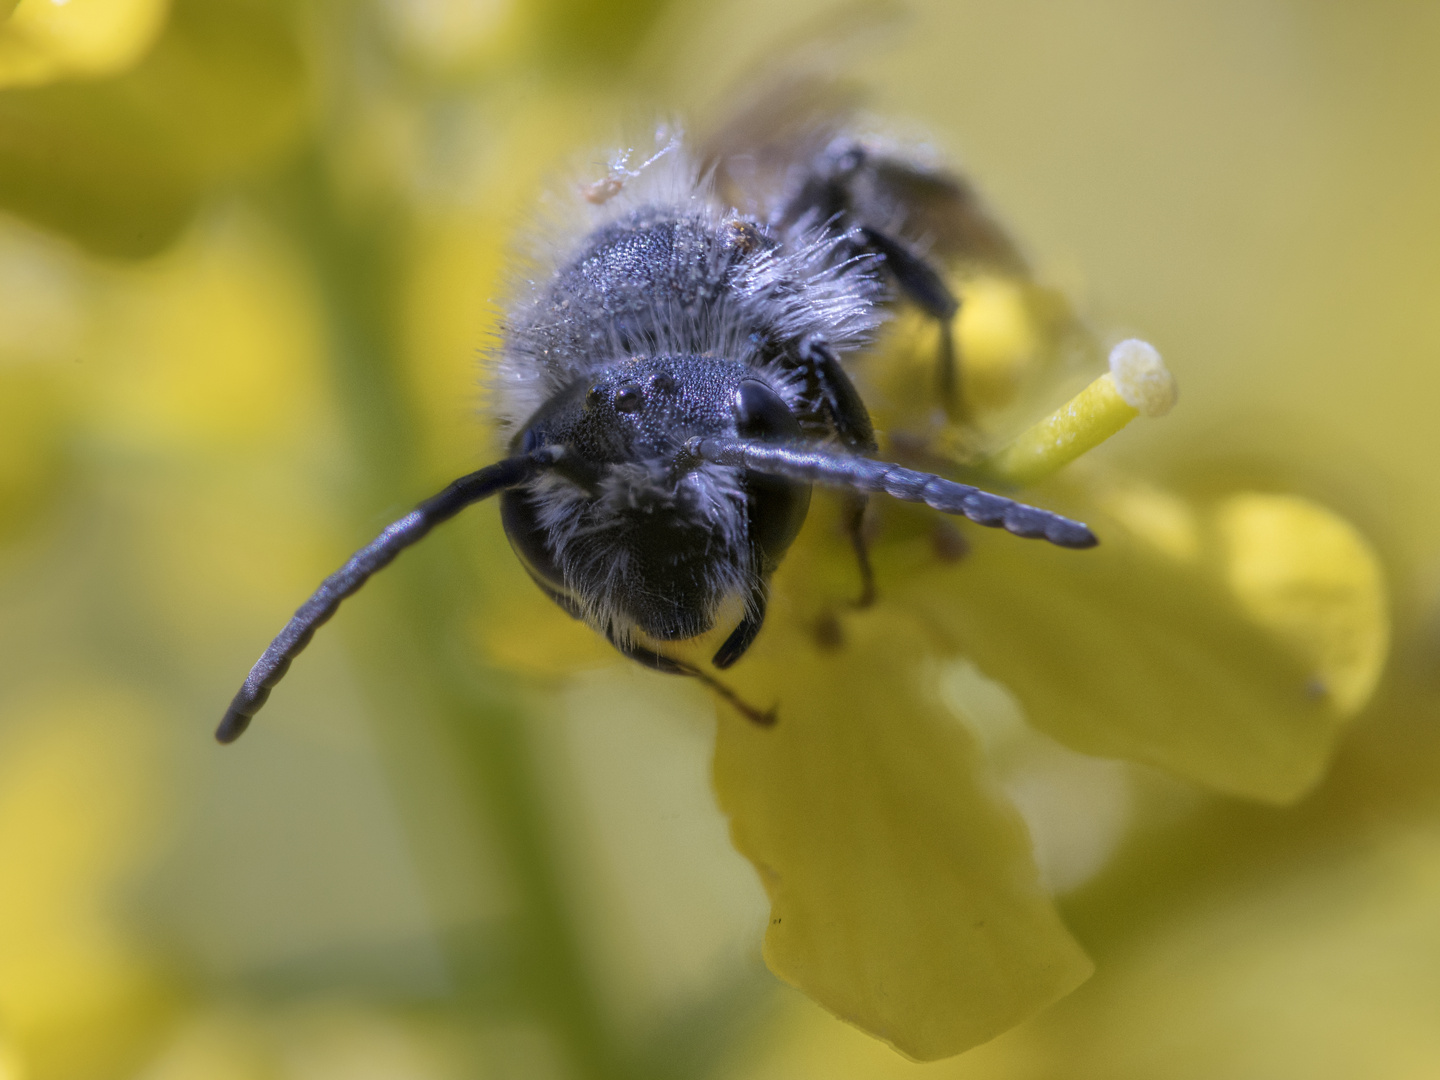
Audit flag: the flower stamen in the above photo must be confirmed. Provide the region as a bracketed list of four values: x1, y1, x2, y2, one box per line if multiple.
[986, 339, 1175, 486]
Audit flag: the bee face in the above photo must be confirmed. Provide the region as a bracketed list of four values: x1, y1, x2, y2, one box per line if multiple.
[538, 356, 744, 463]
[500, 355, 811, 646]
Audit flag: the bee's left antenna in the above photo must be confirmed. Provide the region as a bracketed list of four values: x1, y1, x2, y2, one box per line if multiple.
[687, 437, 1097, 549]
[216, 447, 563, 744]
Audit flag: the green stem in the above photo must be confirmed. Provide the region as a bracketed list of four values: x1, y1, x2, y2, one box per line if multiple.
[269, 147, 630, 1079]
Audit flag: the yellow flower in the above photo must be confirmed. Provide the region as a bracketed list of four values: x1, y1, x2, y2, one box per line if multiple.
[686, 281, 1387, 1057]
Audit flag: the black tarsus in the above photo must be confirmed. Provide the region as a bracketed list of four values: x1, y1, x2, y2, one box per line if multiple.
[858, 224, 963, 415]
[689, 438, 1098, 550]
[215, 450, 561, 744]
[609, 626, 776, 726]
[858, 225, 958, 322]
[796, 335, 876, 452]
[841, 492, 877, 607]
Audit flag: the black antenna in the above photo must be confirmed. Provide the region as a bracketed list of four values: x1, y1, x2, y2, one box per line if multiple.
[216, 449, 562, 744]
[688, 438, 1097, 549]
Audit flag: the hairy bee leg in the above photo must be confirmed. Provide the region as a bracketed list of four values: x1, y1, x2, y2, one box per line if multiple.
[797, 336, 877, 452]
[843, 492, 877, 608]
[858, 225, 963, 416]
[610, 628, 776, 726]
[859, 225, 959, 324]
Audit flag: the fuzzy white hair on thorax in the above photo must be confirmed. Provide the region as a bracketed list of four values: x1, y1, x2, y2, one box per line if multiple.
[489, 129, 883, 433]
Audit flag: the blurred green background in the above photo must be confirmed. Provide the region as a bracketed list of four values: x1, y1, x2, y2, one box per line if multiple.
[2, 0, 1439, 1076]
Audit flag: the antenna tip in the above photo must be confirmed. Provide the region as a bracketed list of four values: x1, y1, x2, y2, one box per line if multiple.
[1051, 519, 1099, 549]
[215, 704, 252, 744]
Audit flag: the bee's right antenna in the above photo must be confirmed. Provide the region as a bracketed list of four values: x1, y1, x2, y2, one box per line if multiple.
[216, 447, 565, 745]
[686, 437, 1097, 549]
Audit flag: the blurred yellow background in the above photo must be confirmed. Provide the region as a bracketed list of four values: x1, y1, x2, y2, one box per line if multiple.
[1, 0, 1438, 1077]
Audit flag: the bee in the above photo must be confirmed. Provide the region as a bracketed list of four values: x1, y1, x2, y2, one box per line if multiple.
[215, 93, 1096, 743]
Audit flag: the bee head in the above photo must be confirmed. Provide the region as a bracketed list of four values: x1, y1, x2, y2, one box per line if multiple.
[501, 355, 811, 646]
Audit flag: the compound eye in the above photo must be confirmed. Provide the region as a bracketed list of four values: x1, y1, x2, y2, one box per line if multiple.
[734, 379, 801, 441]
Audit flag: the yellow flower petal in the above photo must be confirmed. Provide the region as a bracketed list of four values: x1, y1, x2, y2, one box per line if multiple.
[971, 827, 1440, 1080]
[1215, 493, 1387, 715]
[893, 480, 1389, 803]
[0, 0, 169, 89]
[717, 825, 1440, 1080]
[714, 606, 1092, 1061]
[869, 276, 1070, 425]
[956, 278, 1040, 404]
